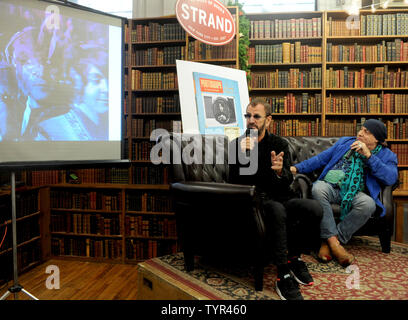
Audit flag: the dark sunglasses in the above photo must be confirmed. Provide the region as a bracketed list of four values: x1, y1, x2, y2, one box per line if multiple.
[244, 113, 269, 120]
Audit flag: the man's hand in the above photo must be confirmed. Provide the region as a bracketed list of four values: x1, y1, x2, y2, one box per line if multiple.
[351, 140, 371, 158]
[271, 151, 284, 176]
[240, 136, 256, 154]
[290, 166, 297, 175]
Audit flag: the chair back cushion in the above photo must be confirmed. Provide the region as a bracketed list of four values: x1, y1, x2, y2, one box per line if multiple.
[167, 134, 230, 183]
[283, 136, 339, 181]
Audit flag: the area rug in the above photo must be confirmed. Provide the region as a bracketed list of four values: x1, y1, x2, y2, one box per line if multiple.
[145, 236, 408, 300]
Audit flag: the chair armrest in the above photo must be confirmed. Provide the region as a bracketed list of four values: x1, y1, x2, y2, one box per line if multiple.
[291, 174, 313, 199]
[171, 181, 256, 197]
[379, 185, 394, 234]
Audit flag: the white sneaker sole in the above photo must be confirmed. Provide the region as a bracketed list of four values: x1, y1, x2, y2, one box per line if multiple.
[275, 280, 287, 300]
[290, 270, 313, 286]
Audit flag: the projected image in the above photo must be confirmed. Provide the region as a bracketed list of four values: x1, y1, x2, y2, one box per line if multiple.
[0, 1, 112, 141]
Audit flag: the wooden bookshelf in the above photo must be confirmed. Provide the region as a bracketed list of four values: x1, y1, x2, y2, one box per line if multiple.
[49, 184, 177, 263]
[246, 11, 324, 136]
[0, 187, 49, 286]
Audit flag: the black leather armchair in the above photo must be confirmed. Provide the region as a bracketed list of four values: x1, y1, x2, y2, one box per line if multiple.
[284, 136, 395, 253]
[164, 133, 269, 291]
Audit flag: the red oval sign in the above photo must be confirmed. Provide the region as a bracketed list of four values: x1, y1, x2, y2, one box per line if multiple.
[175, 0, 236, 46]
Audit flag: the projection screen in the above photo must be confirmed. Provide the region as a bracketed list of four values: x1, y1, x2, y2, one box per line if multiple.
[0, 0, 123, 163]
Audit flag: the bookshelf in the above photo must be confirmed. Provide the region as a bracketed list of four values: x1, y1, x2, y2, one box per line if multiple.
[0, 187, 50, 286]
[325, 9, 408, 198]
[246, 9, 408, 196]
[121, 6, 240, 261]
[246, 11, 324, 137]
[49, 183, 177, 263]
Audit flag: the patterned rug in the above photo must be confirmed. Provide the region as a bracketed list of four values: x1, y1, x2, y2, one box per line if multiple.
[146, 236, 408, 300]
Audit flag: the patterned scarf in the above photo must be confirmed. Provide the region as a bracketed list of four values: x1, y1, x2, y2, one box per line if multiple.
[339, 145, 382, 221]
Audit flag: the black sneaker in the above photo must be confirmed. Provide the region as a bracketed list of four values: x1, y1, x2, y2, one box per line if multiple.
[275, 273, 304, 300]
[288, 257, 314, 286]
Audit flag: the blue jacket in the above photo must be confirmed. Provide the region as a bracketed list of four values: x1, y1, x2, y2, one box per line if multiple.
[294, 137, 398, 217]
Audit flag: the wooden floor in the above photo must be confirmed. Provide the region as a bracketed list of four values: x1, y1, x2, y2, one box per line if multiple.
[0, 259, 139, 300]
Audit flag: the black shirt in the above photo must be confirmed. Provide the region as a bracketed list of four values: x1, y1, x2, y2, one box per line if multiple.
[228, 131, 295, 202]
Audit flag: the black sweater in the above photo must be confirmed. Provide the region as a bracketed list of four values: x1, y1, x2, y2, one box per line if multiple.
[228, 131, 295, 202]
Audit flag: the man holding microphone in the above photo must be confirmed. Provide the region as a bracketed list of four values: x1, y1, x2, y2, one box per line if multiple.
[229, 98, 323, 300]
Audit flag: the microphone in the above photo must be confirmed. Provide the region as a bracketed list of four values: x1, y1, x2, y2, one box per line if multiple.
[245, 128, 251, 157]
[345, 149, 355, 160]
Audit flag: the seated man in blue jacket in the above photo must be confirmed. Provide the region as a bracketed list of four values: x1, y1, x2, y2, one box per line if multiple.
[290, 119, 398, 267]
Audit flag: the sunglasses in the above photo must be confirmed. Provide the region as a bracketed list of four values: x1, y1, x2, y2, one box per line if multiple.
[244, 113, 270, 120]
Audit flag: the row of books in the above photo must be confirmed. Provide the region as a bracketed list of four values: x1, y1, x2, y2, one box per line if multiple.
[50, 191, 122, 211]
[250, 68, 322, 89]
[249, 43, 322, 64]
[0, 242, 41, 279]
[132, 166, 169, 185]
[0, 216, 39, 253]
[126, 192, 173, 213]
[131, 23, 186, 42]
[132, 95, 181, 114]
[131, 70, 178, 90]
[249, 17, 322, 39]
[25, 168, 130, 186]
[253, 93, 322, 114]
[326, 66, 408, 88]
[130, 119, 181, 137]
[51, 237, 122, 260]
[187, 40, 236, 60]
[269, 119, 321, 137]
[326, 93, 408, 114]
[131, 46, 185, 66]
[51, 213, 122, 236]
[131, 141, 154, 161]
[390, 144, 408, 165]
[327, 13, 408, 36]
[397, 170, 408, 190]
[124, 215, 177, 238]
[125, 239, 177, 260]
[0, 190, 38, 220]
[326, 39, 408, 62]
[325, 119, 364, 136]
[386, 118, 408, 140]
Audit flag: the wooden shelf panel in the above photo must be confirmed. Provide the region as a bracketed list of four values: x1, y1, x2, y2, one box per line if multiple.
[51, 232, 122, 238]
[326, 113, 408, 117]
[50, 208, 121, 214]
[130, 64, 177, 68]
[326, 61, 408, 65]
[0, 211, 41, 228]
[326, 88, 408, 91]
[0, 236, 41, 256]
[250, 88, 322, 91]
[49, 183, 170, 190]
[269, 113, 322, 116]
[126, 210, 175, 216]
[251, 62, 322, 67]
[125, 235, 177, 241]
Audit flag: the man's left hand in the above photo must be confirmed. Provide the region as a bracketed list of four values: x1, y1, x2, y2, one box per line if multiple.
[351, 141, 371, 158]
[271, 151, 284, 175]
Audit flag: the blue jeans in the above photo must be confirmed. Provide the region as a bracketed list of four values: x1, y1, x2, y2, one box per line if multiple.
[311, 180, 376, 244]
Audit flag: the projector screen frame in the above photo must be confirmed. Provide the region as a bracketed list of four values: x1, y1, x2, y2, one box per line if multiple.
[0, 0, 128, 165]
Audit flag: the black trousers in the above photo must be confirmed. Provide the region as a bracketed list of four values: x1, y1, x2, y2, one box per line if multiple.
[262, 198, 323, 266]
